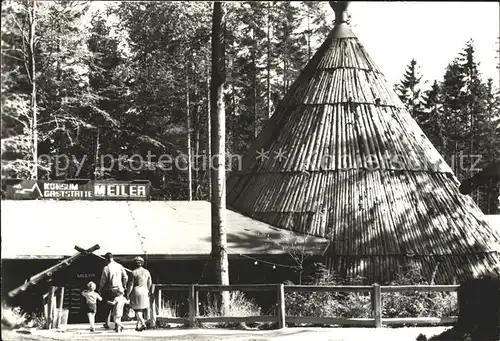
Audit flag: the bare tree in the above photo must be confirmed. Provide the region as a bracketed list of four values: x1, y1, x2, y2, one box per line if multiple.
[264, 231, 333, 284]
[186, 62, 193, 200]
[28, 0, 38, 180]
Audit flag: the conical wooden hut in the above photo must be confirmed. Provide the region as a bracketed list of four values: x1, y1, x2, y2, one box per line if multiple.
[227, 1, 500, 284]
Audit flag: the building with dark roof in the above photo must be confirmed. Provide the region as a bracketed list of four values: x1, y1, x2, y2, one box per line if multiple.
[1, 199, 329, 323]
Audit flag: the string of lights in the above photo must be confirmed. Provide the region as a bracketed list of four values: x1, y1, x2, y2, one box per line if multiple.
[126, 199, 303, 279]
[196, 249, 302, 284]
[224, 247, 303, 270]
[127, 201, 149, 266]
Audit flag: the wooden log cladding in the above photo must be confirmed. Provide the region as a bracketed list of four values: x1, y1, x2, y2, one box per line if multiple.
[226, 15, 500, 284]
[230, 105, 452, 175]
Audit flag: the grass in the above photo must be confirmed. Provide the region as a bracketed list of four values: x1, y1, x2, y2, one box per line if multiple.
[202, 291, 261, 318]
[158, 299, 181, 318]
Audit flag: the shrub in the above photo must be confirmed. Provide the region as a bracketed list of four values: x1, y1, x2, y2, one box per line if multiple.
[285, 272, 372, 322]
[201, 291, 261, 328]
[26, 313, 47, 329]
[158, 299, 180, 318]
[1, 303, 27, 329]
[285, 262, 458, 326]
[202, 291, 261, 318]
[382, 263, 458, 319]
[156, 299, 184, 328]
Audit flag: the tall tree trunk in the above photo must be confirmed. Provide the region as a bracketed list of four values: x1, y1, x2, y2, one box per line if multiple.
[267, 1, 272, 119]
[29, 0, 38, 180]
[307, 5, 311, 60]
[186, 66, 192, 201]
[232, 82, 236, 153]
[94, 122, 100, 180]
[251, 28, 258, 138]
[206, 58, 212, 201]
[194, 85, 200, 199]
[210, 1, 229, 314]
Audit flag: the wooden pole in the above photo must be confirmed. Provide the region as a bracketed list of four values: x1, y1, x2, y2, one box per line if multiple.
[188, 285, 197, 327]
[46, 286, 56, 329]
[195, 290, 200, 316]
[57, 287, 64, 327]
[156, 289, 162, 315]
[277, 284, 286, 329]
[372, 284, 382, 328]
[150, 284, 157, 328]
[210, 0, 230, 315]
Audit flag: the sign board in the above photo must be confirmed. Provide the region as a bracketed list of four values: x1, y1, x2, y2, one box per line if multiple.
[76, 273, 96, 279]
[3, 180, 150, 201]
[93, 182, 148, 200]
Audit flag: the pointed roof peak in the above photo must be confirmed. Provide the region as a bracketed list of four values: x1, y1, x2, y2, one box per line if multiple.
[328, 1, 354, 39]
[330, 1, 350, 24]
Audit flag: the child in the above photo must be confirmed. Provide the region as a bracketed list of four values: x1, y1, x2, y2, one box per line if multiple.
[81, 281, 102, 332]
[106, 290, 129, 332]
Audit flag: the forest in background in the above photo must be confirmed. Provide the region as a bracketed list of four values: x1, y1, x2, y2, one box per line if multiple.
[2, 1, 499, 213]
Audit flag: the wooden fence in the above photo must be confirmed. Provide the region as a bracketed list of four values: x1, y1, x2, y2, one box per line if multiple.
[150, 284, 459, 329]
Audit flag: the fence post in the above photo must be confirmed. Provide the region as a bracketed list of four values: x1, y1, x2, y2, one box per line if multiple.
[57, 287, 64, 328]
[277, 284, 286, 329]
[156, 289, 162, 314]
[188, 285, 197, 327]
[150, 284, 157, 328]
[195, 289, 200, 316]
[372, 284, 382, 328]
[46, 286, 56, 329]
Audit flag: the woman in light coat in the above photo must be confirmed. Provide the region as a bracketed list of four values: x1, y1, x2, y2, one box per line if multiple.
[126, 256, 152, 331]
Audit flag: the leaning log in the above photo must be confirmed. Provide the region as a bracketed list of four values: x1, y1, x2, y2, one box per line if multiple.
[8, 244, 100, 298]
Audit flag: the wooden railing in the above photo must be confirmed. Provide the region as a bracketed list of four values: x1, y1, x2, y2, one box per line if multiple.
[150, 283, 459, 329]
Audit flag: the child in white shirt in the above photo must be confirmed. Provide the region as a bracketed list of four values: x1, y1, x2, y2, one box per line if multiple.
[107, 290, 129, 332]
[81, 281, 102, 332]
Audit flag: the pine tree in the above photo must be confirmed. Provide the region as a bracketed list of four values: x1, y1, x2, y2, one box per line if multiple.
[478, 78, 500, 213]
[440, 40, 497, 213]
[422, 80, 445, 154]
[395, 59, 426, 123]
[1, 1, 97, 179]
[87, 13, 126, 179]
[457, 41, 489, 203]
[440, 59, 466, 176]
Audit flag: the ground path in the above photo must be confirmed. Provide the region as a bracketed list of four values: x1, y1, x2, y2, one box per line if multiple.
[3, 322, 452, 341]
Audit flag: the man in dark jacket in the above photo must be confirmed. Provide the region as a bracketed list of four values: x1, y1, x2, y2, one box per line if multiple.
[99, 252, 128, 330]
